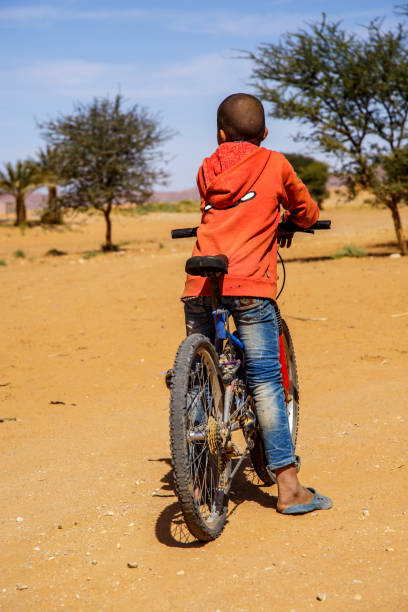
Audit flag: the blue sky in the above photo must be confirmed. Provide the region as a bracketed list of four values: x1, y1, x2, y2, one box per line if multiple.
[0, 0, 398, 190]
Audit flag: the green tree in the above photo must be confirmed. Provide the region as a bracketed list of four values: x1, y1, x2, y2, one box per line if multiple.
[39, 94, 173, 250]
[373, 148, 408, 253]
[284, 154, 329, 209]
[34, 146, 63, 225]
[0, 160, 39, 226]
[247, 13, 408, 254]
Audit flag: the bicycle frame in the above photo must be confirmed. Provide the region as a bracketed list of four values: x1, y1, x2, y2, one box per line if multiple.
[212, 298, 291, 410]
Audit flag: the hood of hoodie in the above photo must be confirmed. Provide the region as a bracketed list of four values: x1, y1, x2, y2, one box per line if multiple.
[197, 142, 271, 208]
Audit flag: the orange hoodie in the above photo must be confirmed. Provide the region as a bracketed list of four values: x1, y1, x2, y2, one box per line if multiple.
[182, 142, 319, 300]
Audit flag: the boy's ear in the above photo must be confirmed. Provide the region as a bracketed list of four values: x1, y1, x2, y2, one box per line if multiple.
[217, 128, 227, 145]
[262, 127, 268, 142]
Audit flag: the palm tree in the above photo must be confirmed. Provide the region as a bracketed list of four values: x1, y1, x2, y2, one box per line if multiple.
[35, 146, 63, 224]
[0, 160, 39, 225]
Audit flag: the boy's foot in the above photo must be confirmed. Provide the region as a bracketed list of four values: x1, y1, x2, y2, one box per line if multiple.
[278, 487, 333, 515]
[275, 464, 332, 514]
[276, 483, 314, 512]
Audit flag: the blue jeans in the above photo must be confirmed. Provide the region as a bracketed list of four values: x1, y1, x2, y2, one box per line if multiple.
[184, 297, 296, 471]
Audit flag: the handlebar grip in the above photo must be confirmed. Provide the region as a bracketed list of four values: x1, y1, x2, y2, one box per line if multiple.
[312, 220, 331, 230]
[171, 227, 198, 239]
[278, 219, 331, 233]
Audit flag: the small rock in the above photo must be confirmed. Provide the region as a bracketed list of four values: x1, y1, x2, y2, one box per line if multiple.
[354, 594, 362, 601]
[389, 253, 401, 258]
[127, 562, 138, 568]
[16, 584, 29, 590]
[176, 570, 185, 575]
[362, 509, 370, 518]
[91, 560, 98, 565]
[105, 511, 114, 516]
[16, 517, 23, 522]
[316, 593, 327, 602]
[57, 525, 63, 529]
[385, 547, 394, 552]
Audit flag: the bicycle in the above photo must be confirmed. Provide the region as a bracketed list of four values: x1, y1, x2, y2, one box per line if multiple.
[168, 219, 331, 541]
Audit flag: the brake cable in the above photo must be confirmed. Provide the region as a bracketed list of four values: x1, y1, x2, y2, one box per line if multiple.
[276, 250, 286, 300]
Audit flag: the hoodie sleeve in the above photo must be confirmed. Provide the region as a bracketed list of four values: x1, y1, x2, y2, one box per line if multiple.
[281, 157, 319, 228]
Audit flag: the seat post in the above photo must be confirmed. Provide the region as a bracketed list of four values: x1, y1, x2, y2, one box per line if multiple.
[209, 275, 221, 309]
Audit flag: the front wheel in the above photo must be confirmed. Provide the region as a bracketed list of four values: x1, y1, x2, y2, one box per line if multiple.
[250, 318, 300, 485]
[169, 333, 229, 541]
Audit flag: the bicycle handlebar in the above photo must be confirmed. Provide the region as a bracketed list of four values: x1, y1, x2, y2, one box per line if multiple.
[171, 219, 331, 239]
[171, 227, 198, 239]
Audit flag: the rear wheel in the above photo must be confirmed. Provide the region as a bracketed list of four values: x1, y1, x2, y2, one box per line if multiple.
[170, 333, 229, 541]
[250, 318, 300, 485]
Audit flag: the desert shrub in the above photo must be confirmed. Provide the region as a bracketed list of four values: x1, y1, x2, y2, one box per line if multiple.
[84, 250, 103, 259]
[331, 244, 366, 259]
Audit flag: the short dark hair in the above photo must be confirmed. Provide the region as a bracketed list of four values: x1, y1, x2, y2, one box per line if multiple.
[217, 93, 265, 144]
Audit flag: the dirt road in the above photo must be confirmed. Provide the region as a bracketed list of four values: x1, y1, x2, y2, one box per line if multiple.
[1, 205, 407, 611]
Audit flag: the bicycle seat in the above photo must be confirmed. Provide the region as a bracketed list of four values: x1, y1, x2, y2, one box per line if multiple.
[185, 255, 229, 277]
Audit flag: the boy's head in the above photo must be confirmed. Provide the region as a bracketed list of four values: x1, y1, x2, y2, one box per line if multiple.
[217, 93, 267, 146]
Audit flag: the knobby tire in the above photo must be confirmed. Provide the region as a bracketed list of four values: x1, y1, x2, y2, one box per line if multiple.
[169, 333, 228, 541]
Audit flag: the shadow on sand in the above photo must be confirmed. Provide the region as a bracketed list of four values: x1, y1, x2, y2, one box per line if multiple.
[152, 456, 278, 548]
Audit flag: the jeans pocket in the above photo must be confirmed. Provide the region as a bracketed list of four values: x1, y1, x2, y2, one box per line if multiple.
[184, 297, 206, 314]
[229, 297, 264, 311]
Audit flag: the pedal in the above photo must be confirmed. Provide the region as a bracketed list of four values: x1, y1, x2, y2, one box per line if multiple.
[240, 408, 256, 436]
[224, 442, 241, 459]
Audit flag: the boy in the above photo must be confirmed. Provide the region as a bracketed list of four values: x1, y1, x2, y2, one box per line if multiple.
[182, 93, 332, 515]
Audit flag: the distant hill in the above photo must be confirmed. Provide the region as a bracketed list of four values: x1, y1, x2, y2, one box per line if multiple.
[150, 187, 200, 203]
[1, 175, 347, 213]
[152, 176, 347, 201]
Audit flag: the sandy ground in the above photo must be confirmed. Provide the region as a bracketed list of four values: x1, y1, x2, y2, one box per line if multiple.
[0, 204, 407, 611]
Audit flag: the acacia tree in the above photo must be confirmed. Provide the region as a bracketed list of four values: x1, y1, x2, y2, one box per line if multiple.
[39, 94, 172, 250]
[247, 13, 408, 254]
[0, 160, 39, 226]
[373, 148, 408, 250]
[284, 154, 329, 209]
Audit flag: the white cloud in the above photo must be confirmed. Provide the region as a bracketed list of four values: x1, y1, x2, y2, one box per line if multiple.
[1, 53, 250, 99]
[0, 4, 395, 36]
